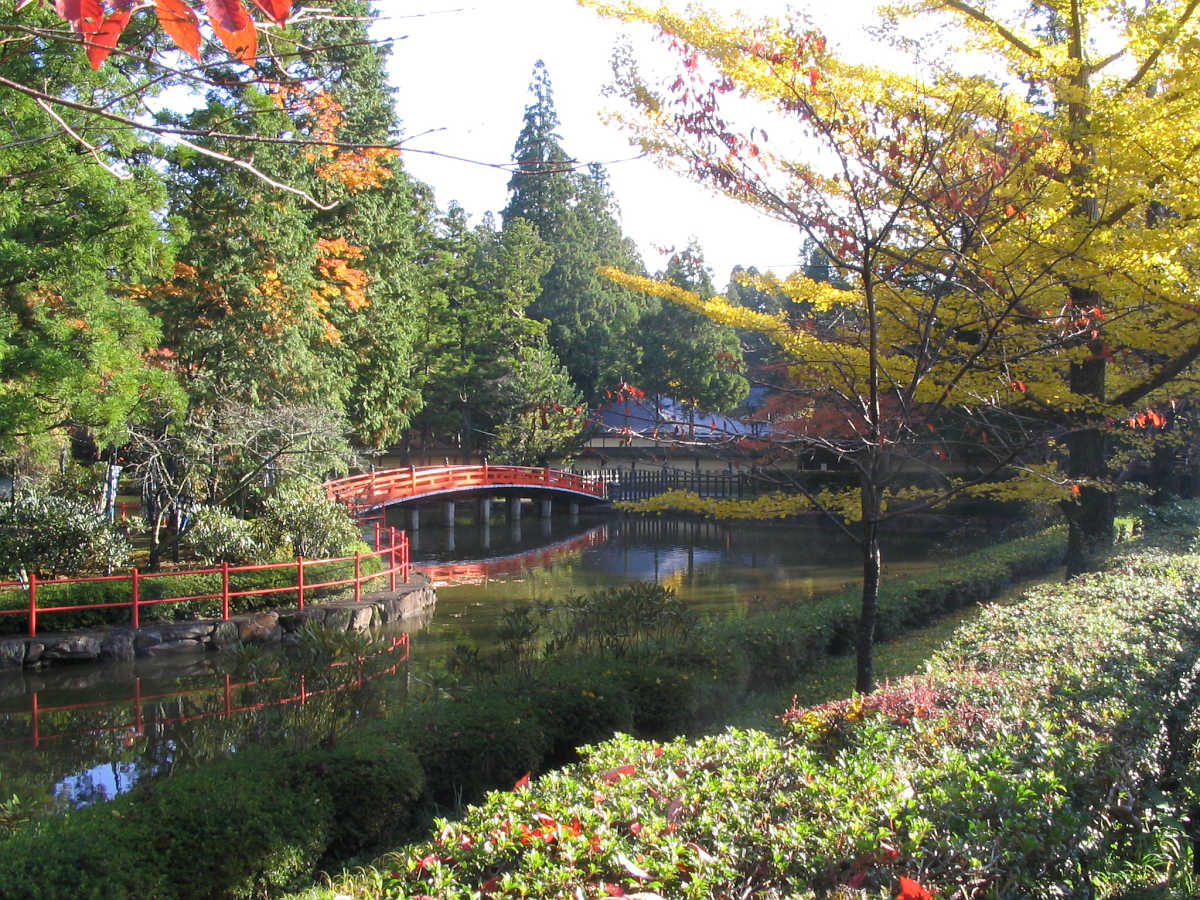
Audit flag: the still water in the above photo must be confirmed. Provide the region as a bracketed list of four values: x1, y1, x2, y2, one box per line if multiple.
[0, 511, 963, 818]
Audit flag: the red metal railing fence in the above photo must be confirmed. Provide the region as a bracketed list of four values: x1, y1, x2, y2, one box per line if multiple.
[0, 525, 411, 638]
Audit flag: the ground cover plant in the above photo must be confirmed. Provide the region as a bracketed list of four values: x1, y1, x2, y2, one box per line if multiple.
[310, 514, 1200, 899]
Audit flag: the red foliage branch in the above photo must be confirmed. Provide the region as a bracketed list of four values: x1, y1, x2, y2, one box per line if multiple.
[19, 0, 293, 68]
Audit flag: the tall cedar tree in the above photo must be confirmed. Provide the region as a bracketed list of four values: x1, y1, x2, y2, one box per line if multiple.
[639, 242, 749, 426]
[502, 61, 648, 404]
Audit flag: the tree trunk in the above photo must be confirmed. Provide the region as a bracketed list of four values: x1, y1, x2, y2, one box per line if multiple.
[855, 473, 882, 695]
[1061, 12, 1112, 577]
[1064, 292, 1113, 576]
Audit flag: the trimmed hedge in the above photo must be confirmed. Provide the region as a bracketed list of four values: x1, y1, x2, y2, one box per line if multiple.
[0, 526, 1068, 898]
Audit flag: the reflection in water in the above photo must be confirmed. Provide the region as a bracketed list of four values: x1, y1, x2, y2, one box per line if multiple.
[414, 524, 609, 586]
[0, 637, 410, 817]
[0, 510, 963, 821]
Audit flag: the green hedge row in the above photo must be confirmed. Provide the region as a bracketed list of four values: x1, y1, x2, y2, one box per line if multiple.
[0, 528, 1067, 898]
[0, 554, 385, 636]
[325, 522, 1200, 899]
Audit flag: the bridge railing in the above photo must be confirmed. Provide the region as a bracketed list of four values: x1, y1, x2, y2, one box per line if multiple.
[326, 464, 607, 510]
[0, 527, 411, 638]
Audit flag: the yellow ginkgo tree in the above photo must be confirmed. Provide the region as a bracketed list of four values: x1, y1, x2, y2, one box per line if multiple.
[583, 0, 1200, 692]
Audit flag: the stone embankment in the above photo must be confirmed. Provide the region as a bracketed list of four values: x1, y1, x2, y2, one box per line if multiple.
[0, 576, 436, 671]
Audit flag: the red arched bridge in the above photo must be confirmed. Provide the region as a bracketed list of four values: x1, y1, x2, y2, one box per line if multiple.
[325, 464, 608, 518]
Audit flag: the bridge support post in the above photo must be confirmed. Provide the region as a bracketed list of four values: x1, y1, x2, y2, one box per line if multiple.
[540, 498, 553, 519]
[409, 507, 420, 531]
[478, 497, 492, 524]
[569, 502, 579, 524]
[443, 501, 456, 527]
[508, 496, 522, 522]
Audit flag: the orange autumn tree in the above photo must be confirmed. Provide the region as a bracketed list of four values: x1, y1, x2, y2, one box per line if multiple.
[583, 1, 1133, 693]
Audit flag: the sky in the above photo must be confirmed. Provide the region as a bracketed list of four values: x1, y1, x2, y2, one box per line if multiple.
[374, 1, 872, 285]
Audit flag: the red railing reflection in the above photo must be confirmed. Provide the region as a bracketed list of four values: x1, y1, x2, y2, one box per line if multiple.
[416, 525, 608, 585]
[3, 633, 409, 749]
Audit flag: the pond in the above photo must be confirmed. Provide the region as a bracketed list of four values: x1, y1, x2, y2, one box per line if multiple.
[0, 510, 974, 820]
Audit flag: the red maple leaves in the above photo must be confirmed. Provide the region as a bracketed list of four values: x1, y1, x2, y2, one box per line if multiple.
[27, 0, 293, 69]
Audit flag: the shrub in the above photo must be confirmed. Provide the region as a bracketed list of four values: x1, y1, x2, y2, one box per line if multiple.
[333, 527, 1200, 900]
[522, 660, 637, 765]
[398, 685, 550, 810]
[0, 746, 331, 900]
[311, 732, 425, 861]
[186, 505, 261, 565]
[256, 483, 360, 559]
[0, 493, 131, 579]
[539, 582, 699, 658]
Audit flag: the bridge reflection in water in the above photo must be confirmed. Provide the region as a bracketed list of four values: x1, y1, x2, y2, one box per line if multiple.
[413, 524, 609, 586]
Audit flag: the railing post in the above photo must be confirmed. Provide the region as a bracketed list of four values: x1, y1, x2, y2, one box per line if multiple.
[221, 561, 230, 620]
[28, 572, 36, 637]
[389, 526, 397, 591]
[403, 532, 410, 583]
[354, 550, 361, 603]
[131, 567, 140, 629]
[134, 677, 143, 736]
[297, 556, 305, 610]
[374, 520, 381, 551]
[224, 673, 232, 716]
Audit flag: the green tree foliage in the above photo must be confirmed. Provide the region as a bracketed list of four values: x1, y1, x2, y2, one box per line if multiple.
[502, 62, 648, 403]
[412, 208, 582, 460]
[0, 6, 181, 454]
[151, 1, 436, 442]
[639, 242, 748, 417]
[489, 340, 585, 463]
